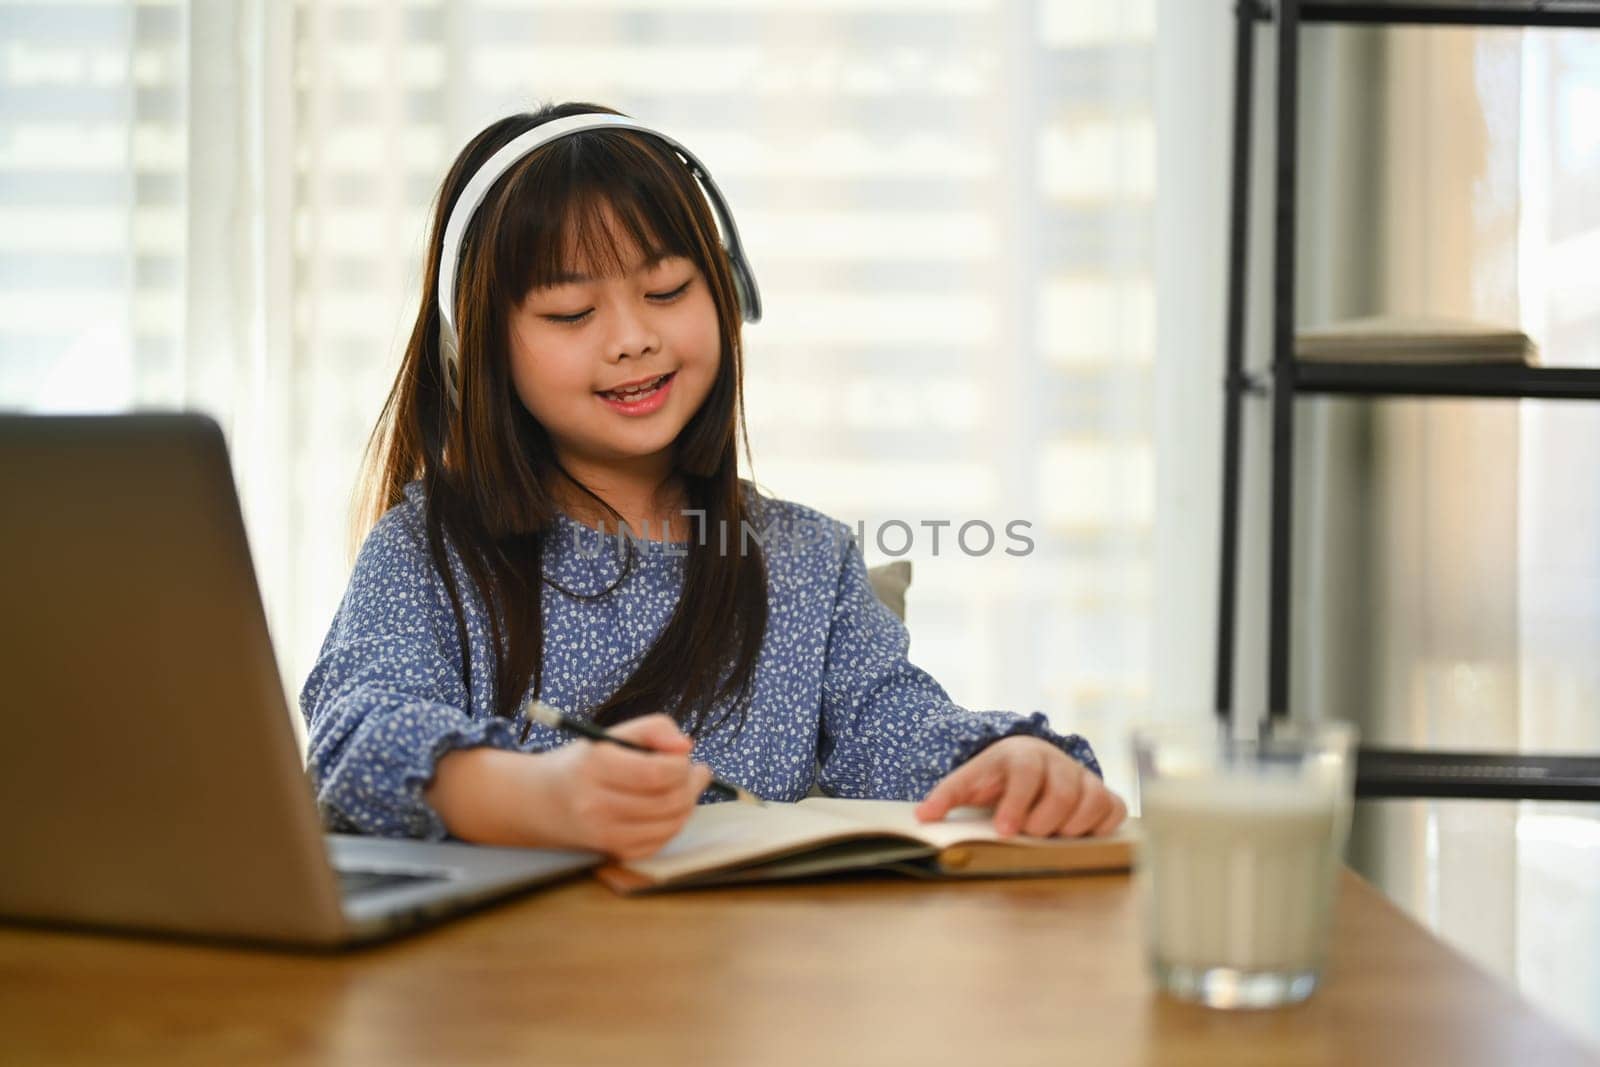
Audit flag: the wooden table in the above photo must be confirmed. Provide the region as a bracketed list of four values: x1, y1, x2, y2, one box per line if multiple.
[0, 871, 1593, 1066]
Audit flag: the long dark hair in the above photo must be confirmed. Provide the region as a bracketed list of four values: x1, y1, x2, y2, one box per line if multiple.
[355, 102, 767, 736]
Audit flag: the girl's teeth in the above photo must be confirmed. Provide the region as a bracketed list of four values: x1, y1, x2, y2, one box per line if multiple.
[608, 375, 665, 400]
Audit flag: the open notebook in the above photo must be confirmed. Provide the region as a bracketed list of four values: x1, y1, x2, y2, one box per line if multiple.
[596, 798, 1136, 894]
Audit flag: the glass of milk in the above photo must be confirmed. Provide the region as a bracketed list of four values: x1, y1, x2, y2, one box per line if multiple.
[1133, 719, 1357, 1009]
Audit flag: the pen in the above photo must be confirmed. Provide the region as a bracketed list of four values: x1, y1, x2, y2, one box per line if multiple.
[520, 699, 764, 806]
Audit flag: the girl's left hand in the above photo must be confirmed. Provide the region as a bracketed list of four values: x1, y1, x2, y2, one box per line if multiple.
[914, 736, 1127, 838]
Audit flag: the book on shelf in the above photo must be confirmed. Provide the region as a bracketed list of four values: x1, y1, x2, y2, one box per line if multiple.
[595, 797, 1137, 894]
[1295, 316, 1537, 365]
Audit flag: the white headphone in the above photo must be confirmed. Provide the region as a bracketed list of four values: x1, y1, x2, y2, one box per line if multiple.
[435, 113, 763, 410]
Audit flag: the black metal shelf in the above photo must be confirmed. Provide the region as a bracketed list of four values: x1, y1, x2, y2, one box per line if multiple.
[1356, 747, 1600, 801]
[1253, 1, 1600, 28]
[1294, 361, 1600, 399]
[1215, 0, 1600, 807]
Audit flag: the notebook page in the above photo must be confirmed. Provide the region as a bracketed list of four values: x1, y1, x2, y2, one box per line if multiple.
[796, 798, 1031, 850]
[623, 800, 878, 884]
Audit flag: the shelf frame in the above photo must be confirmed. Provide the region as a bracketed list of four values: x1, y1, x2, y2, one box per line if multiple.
[1296, 2, 1600, 29]
[1356, 747, 1600, 802]
[1214, 0, 1600, 802]
[1295, 361, 1600, 399]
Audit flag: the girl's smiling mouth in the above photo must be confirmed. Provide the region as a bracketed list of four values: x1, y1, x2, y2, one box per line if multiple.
[597, 371, 675, 414]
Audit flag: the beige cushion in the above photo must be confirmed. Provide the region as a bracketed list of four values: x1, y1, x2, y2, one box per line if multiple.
[866, 560, 912, 622]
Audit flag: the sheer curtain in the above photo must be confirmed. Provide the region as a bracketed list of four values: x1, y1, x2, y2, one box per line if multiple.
[0, 1, 1214, 801]
[0, 0, 299, 701]
[1295, 23, 1600, 1046]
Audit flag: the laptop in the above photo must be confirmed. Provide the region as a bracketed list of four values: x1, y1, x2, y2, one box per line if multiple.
[0, 412, 601, 948]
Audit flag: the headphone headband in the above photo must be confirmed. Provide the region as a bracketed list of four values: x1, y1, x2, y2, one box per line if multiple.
[435, 113, 762, 410]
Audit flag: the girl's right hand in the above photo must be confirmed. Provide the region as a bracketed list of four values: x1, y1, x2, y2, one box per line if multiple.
[530, 713, 712, 860]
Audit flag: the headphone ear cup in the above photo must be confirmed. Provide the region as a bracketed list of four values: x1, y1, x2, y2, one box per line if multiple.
[728, 248, 761, 324]
[439, 327, 463, 409]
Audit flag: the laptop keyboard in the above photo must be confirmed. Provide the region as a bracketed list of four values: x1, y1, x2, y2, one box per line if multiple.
[336, 867, 452, 898]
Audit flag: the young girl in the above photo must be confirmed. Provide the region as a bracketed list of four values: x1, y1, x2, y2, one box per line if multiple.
[301, 101, 1126, 861]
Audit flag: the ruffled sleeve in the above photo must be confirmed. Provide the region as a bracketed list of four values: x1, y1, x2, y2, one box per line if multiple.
[299, 504, 522, 840]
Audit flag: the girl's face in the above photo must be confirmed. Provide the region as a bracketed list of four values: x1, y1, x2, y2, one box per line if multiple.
[507, 210, 720, 486]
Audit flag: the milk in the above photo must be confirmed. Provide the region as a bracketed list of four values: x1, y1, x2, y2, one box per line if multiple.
[1138, 774, 1345, 975]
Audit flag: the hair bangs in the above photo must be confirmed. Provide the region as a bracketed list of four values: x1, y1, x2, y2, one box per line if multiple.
[498, 132, 709, 303]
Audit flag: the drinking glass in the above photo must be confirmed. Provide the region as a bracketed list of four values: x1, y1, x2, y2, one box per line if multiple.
[1133, 719, 1357, 1009]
